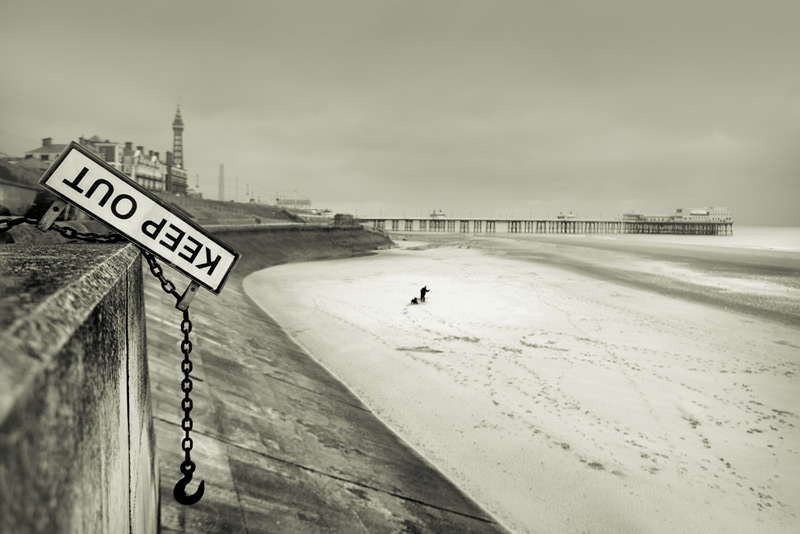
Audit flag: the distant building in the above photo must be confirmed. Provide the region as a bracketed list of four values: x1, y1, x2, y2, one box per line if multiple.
[22, 105, 191, 195]
[122, 142, 165, 192]
[24, 138, 68, 167]
[165, 151, 188, 195]
[89, 136, 125, 172]
[621, 207, 733, 223]
[673, 207, 733, 222]
[275, 192, 311, 208]
[621, 212, 665, 222]
[86, 135, 169, 194]
[23, 137, 103, 171]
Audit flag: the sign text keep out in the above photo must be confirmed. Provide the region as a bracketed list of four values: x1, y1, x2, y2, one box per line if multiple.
[40, 142, 239, 293]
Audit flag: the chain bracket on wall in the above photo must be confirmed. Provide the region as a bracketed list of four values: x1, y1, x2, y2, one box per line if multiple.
[1, 205, 205, 505]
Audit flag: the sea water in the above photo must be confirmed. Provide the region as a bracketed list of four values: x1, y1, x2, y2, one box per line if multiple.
[592, 225, 800, 252]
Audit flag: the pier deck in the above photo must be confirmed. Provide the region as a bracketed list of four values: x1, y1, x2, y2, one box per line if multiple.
[361, 218, 733, 236]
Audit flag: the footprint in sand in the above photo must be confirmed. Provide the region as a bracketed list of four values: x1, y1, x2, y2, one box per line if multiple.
[396, 346, 444, 353]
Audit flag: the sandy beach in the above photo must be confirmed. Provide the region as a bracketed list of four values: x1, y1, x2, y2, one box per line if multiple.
[243, 232, 800, 534]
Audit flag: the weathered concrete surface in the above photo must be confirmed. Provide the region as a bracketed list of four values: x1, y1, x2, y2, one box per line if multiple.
[0, 243, 158, 534]
[148, 226, 510, 533]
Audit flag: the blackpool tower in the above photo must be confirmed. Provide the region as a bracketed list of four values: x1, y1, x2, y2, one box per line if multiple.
[172, 104, 185, 169]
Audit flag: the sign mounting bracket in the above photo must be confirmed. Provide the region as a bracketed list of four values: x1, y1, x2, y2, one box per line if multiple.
[177, 281, 201, 311]
[36, 199, 69, 233]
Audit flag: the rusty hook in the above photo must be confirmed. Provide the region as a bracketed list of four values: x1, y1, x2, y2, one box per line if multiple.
[173, 461, 205, 505]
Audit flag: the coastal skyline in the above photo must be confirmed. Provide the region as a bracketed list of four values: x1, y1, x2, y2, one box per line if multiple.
[1, 0, 799, 225]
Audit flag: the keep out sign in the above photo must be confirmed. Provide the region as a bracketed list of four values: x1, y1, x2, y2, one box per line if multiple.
[40, 141, 240, 294]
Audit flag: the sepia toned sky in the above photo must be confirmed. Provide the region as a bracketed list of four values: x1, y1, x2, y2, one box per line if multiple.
[1, 0, 798, 224]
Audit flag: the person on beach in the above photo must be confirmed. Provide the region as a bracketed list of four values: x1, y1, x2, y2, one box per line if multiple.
[410, 297, 419, 304]
[420, 286, 430, 302]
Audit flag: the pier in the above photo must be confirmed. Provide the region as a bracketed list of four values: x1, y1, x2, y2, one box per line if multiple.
[361, 217, 733, 236]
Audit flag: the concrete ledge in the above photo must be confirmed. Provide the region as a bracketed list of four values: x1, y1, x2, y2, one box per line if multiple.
[0, 243, 157, 534]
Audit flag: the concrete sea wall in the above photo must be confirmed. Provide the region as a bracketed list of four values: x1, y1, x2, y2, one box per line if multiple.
[0, 243, 158, 534]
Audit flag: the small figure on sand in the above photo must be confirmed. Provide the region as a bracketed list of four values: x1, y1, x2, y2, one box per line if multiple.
[420, 286, 430, 302]
[410, 297, 419, 305]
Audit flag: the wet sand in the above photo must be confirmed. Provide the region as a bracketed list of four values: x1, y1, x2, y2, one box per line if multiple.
[243, 234, 800, 533]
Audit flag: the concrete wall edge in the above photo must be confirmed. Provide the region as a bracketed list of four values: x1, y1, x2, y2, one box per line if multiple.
[0, 243, 141, 424]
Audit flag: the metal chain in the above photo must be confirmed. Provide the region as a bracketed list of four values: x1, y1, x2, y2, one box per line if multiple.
[179, 308, 196, 473]
[0, 216, 37, 232]
[52, 224, 126, 243]
[0, 216, 125, 243]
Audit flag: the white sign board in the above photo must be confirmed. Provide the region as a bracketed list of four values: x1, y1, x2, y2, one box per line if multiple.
[39, 141, 240, 294]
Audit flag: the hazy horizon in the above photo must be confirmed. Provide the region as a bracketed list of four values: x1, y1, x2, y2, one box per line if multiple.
[2, 0, 798, 225]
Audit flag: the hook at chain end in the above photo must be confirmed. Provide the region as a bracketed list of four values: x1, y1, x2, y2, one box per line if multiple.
[173, 461, 205, 505]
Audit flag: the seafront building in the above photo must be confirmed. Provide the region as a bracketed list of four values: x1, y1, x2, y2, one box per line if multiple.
[121, 142, 164, 191]
[21, 105, 189, 195]
[23, 137, 99, 170]
[22, 137, 67, 166]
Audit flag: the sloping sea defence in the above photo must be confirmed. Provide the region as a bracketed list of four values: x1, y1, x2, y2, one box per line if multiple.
[145, 224, 512, 534]
[244, 232, 800, 534]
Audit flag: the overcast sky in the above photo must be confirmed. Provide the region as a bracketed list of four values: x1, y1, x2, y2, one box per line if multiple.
[2, 0, 798, 224]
